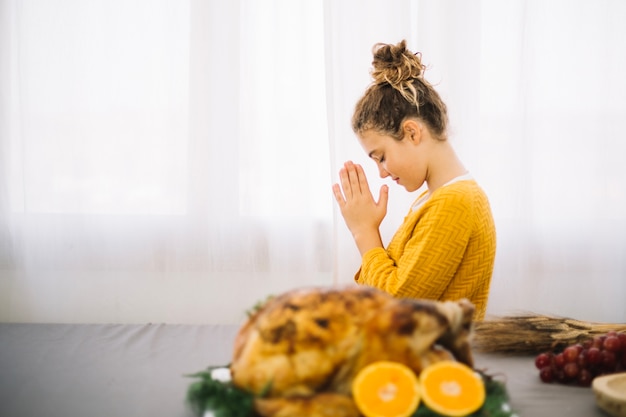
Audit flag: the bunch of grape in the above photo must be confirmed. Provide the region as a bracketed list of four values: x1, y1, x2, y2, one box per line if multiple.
[534, 331, 626, 387]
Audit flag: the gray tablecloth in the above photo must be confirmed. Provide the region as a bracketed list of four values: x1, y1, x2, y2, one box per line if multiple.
[0, 323, 606, 417]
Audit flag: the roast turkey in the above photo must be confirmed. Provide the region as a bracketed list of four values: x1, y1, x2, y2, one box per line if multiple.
[230, 285, 476, 417]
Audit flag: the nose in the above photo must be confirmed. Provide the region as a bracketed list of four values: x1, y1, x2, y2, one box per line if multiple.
[378, 164, 390, 178]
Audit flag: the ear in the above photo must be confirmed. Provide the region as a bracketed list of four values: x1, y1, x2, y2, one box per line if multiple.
[402, 119, 422, 144]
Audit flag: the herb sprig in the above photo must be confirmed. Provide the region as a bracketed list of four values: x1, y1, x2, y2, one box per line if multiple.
[185, 366, 254, 417]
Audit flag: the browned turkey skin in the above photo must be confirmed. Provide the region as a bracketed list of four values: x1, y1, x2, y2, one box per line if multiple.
[230, 286, 475, 417]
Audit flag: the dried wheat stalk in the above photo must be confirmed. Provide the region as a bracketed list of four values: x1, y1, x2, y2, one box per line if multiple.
[471, 313, 626, 355]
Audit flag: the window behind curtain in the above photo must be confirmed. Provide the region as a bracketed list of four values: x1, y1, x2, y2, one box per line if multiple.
[1, 0, 334, 323]
[9, 0, 190, 216]
[8, 0, 331, 219]
[238, 0, 330, 219]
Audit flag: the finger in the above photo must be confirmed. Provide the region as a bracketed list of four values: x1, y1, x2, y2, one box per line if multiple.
[346, 162, 361, 194]
[339, 167, 352, 199]
[332, 183, 345, 206]
[378, 184, 389, 208]
[355, 164, 370, 195]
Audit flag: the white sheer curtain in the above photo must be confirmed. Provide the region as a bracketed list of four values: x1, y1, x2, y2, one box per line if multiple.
[327, 0, 626, 323]
[1, 0, 624, 324]
[0, 0, 333, 324]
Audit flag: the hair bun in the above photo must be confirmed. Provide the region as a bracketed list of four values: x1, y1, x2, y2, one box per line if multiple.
[371, 40, 424, 88]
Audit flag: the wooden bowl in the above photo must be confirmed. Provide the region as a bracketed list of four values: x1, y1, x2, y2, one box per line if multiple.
[592, 372, 626, 417]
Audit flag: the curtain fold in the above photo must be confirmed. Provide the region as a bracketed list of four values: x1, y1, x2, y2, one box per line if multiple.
[1, 0, 625, 324]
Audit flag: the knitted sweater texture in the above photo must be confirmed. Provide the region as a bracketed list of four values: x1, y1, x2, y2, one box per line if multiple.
[355, 179, 496, 321]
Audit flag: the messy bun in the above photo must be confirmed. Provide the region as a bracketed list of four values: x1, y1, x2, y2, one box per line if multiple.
[370, 40, 425, 108]
[352, 40, 448, 140]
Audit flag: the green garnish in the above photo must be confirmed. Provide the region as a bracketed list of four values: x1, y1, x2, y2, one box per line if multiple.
[246, 295, 275, 318]
[185, 366, 254, 417]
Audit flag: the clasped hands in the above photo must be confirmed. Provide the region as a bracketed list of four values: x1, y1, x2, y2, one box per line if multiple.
[332, 161, 389, 254]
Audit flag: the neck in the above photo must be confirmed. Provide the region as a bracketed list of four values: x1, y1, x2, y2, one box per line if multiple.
[425, 140, 467, 192]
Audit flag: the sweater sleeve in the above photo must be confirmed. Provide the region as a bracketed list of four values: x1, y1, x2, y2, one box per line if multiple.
[355, 188, 473, 299]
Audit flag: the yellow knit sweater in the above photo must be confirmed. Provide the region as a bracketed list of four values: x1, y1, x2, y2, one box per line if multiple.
[354, 179, 496, 321]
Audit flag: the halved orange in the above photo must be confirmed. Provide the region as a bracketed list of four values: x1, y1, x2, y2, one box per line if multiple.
[419, 360, 486, 416]
[351, 361, 421, 417]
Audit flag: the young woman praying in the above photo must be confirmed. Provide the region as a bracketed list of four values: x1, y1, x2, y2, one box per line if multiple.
[332, 40, 496, 321]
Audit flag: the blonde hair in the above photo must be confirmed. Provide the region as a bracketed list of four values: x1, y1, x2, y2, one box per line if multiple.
[352, 40, 448, 140]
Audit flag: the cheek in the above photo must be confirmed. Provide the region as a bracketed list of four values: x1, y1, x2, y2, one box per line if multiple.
[386, 157, 407, 176]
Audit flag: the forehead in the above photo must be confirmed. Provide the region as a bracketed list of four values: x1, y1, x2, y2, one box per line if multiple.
[358, 130, 394, 153]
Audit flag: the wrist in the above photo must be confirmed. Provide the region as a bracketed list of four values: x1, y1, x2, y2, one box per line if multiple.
[352, 229, 383, 256]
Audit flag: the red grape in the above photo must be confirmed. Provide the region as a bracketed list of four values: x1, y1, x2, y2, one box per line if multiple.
[592, 336, 606, 349]
[563, 362, 579, 379]
[601, 350, 617, 370]
[553, 352, 566, 369]
[587, 347, 601, 366]
[603, 335, 622, 352]
[535, 353, 552, 369]
[539, 366, 554, 383]
[563, 346, 579, 363]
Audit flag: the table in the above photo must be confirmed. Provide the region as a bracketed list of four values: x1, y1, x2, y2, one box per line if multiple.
[0, 323, 606, 417]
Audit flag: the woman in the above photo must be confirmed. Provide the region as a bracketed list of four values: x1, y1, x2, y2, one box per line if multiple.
[332, 40, 496, 320]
